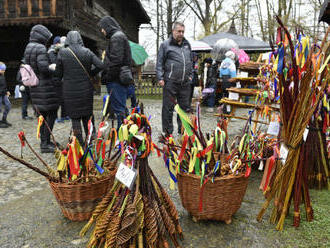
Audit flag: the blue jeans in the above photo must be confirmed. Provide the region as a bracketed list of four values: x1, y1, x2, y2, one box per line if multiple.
[206, 85, 216, 107]
[127, 84, 137, 108]
[106, 82, 128, 129]
[0, 95, 11, 121]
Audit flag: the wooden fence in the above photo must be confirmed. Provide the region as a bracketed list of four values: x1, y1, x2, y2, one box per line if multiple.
[135, 80, 163, 96]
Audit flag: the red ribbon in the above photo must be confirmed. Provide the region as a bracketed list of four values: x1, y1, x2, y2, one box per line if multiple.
[197, 143, 214, 158]
[18, 131, 25, 147]
[263, 156, 275, 191]
[102, 141, 106, 160]
[199, 178, 209, 212]
[178, 135, 189, 162]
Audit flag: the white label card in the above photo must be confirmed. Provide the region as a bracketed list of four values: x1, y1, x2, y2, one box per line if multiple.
[229, 92, 240, 101]
[226, 105, 231, 113]
[280, 144, 289, 164]
[258, 160, 264, 171]
[267, 121, 280, 136]
[115, 163, 137, 190]
[303, 127, 309, 142]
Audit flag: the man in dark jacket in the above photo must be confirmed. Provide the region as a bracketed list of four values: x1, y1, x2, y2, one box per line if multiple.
[54, 31, 104, 146]
[156, 22, 192, 135]
[24, 24, 59, 153]
[98, 16, 132, 129]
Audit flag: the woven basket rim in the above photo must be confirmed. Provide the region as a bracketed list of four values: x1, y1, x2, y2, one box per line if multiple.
[178, 172, 246, 182]
[48, 175, 114, 188]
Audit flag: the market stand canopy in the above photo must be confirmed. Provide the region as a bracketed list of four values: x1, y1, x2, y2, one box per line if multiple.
[319, 0, 330, 24]
[129, 41, 149, 65]
[200, 32, 271, 53]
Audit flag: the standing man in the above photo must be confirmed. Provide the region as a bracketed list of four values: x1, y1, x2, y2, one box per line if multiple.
[156, 22, 192, 135]
[98, 16, 132, 129]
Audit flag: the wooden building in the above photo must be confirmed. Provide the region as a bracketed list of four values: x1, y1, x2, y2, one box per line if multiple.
[0, 0, 150, 88]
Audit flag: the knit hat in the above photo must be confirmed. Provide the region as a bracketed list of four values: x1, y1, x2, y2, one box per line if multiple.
[53, 36, 61, 45]
[225, 50, 236, 61]
[0, 62, 6, 71]
[60, 36, 66, 44]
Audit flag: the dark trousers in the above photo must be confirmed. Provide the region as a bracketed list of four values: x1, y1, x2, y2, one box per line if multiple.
[106, 82, 128, 130]
[71, 115, 92, 146]
[0, 95, 11, 121]
[21, 89, 32, 118]
[162, 80, 191, 135]
[127, 84, 137, 108]
[39, 109, 57, 145]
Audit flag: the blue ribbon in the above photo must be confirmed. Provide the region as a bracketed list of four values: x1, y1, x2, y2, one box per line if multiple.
[277, 46, 285, 73]
[165, 158, 177, 183]
[274, 78, 278, 99]
[88, 148, 104, 174]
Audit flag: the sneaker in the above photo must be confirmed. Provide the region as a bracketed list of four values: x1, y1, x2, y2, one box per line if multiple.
[23, 116, 34, 120]
[55, 118, 64, 123]
[1, 120, 12, 127]
[206, 107, 214, 113]
[0, 122, 8, 128]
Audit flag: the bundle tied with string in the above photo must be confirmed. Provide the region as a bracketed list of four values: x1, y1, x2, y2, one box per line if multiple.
[257, 16, 330, 230]
[80, 109, 183, 248]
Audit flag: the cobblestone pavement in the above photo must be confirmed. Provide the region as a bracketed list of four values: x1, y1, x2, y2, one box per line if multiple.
[0, 96, 328, 248]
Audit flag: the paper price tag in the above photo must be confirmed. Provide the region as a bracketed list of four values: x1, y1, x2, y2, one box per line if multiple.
[229, 92, 240, 101]
[303, 127, 309, 142]
[115, 163, 137, 190]
[258, 160, 264, 171]
[267, 121, 280, 136]
[226, 105, 231, 113]
[280, 144, 289, 164]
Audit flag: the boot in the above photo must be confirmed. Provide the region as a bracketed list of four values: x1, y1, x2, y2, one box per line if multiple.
[1, 119, 12, 127]
[0, 121, 8, 128]
[40, 141, 54, 154]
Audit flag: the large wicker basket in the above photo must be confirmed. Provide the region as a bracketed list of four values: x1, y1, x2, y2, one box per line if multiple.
[177, 173, 248, 223]
[49, 173, 115, 221]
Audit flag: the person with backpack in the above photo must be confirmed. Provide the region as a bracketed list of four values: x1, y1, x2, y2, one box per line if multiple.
[23, 24, 59, 153]
[98, 16, 133, 129]
[53, 31, 104, 146]
[0, 62, 11, 128]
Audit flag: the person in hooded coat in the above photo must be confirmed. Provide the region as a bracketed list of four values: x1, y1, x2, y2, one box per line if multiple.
[98, 16, 132, 129]
[54, 31, 104, 145]
[24, 24, 59, 153]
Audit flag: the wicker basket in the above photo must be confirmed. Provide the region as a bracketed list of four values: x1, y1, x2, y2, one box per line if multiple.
[49, 173, 116, 221]
[177, 173, 248, 223]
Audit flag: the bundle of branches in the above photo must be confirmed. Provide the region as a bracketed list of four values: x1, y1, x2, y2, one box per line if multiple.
[304, 104, 329, 190]
[80, 111, 183, 248]
[257, 17, 330, 230]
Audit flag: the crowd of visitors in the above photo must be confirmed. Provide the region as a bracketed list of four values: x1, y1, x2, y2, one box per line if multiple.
[0, 16, 239, 152]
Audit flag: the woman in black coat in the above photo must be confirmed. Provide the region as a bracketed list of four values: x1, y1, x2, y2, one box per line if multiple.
[54, 31, 104, 145]
[24, 24, 59, 153]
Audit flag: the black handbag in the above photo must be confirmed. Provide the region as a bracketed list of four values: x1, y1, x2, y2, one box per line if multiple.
[119, 65, 133, 86]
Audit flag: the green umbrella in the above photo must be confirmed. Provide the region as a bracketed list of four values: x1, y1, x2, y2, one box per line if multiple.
[129, 41, 148, 65]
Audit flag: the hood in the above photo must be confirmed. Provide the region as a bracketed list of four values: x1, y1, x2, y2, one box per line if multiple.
[29, 24, 52, 45]
[98, 16, 121, 39]
[65, 31, 84, 47]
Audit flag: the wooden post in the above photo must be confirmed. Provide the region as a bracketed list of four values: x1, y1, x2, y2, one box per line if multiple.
[39, 0, 43, 17]
[16, 0, 21, 17]
[51, 0, 56, 16]
[4, 0, 9, 18]
[27, 0, 32, 16]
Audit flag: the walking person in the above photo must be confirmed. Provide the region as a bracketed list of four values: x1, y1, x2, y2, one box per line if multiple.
[0, 62, 11, 128]
[16, 58, 34, 120]
[49, 36, 69, 123]
[98, 16, 133, 129]
[54, 31, 104, 146]
[24, 24, 59, 153]
[156, 21, 193, 135]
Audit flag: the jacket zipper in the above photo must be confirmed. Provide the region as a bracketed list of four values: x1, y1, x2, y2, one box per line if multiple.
[169, 63, 173, 79]
[181, 47, 185, 83]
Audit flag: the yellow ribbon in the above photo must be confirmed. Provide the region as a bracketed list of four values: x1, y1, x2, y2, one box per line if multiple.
[189, 146, 198, 173]
[36, 115, 44, 139]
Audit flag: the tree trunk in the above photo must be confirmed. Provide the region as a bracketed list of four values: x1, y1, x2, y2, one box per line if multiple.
[167, 0, 173, 37]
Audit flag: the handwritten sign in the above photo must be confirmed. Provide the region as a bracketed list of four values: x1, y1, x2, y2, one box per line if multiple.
[267, 121, 280, 136]
[115, 163, 137, 190]
[229, 92, 240, 101]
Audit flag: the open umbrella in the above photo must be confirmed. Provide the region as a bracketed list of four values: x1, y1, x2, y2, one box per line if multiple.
[189, 40, 212, 52]
[211, 38, 239, 62]
[129, 41, 149, 65]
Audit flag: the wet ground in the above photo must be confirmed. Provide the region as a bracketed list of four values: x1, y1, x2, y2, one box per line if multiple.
[0, 94, 329, 248]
